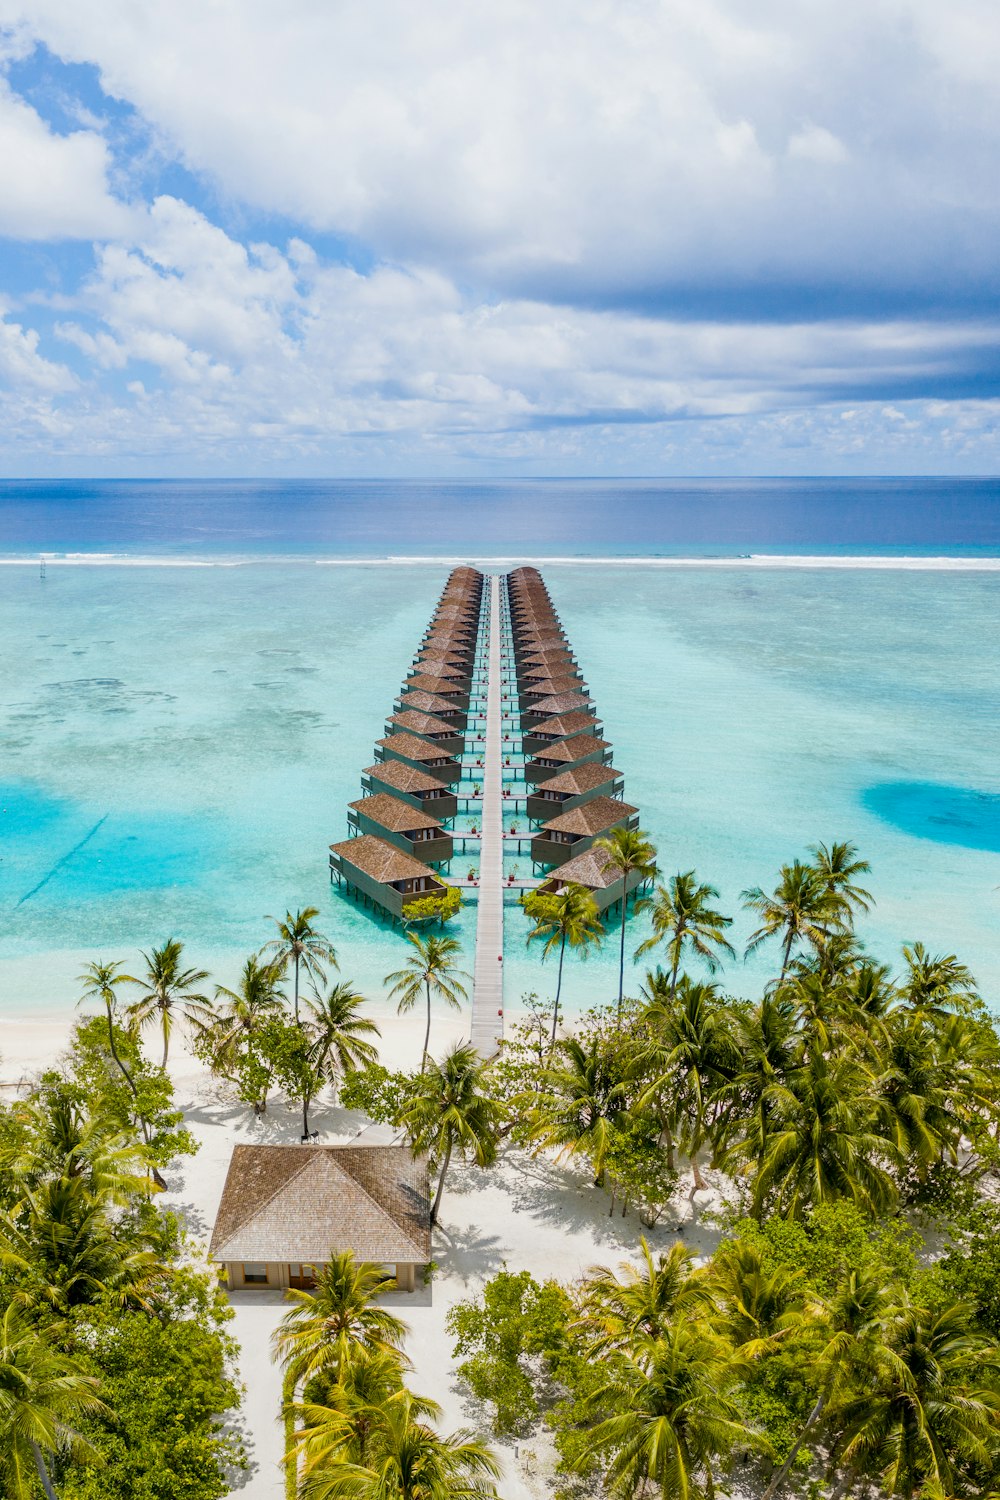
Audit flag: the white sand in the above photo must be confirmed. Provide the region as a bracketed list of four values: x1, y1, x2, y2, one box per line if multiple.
[1, 1006, 728, 1500]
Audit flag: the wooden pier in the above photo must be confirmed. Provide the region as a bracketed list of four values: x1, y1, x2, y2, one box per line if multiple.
[469, 575, 506, 1056]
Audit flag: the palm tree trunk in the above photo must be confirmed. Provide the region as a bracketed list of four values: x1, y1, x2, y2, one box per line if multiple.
[669, 949, 681, 1000]
[778, 931, 794, 987]
[616, 886, 627, 1023]
[31, 1442, 58, 1500]
[160, 1011, 169, 1070]
[762, 1390, 828, 1500]
[293, 953, 301, 1024]
[104, 1000, 138, 1098]
[301, 1087, 312, 1140]
[431, 1135, 454, 1225]
[421, 978, 432, 1071]
[549, 932, 567, 1054]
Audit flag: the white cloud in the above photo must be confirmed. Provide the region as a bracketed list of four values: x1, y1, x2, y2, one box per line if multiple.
[2, 0, 998, 299]
[0, 77, 130, 239]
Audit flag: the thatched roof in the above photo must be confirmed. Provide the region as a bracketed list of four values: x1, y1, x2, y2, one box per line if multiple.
[539, 847, 624, 892]
[389, 710, 460, 738]
[540, 795, 638, 837]
[330, 833, 440, 884]
[404, 674, 464, 696]
[521, 674, 586, 695]
[377, 733, 456, 763]
[210, 1144, 431, 1265]
[363, 760, 451, 795]
[521, 649, 577, 667]
[523, 693, 596, 717]
[526, 710, 600, 739]
[528, 733, 612, 764]
[396, 690, 462, 717]
[413, 656, 467, 678]
[349, 793, 443, 834]
[539, 762, 620, 795]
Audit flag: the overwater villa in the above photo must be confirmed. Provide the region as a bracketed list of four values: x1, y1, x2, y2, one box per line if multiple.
[385, 709, 465, 755]
[392, 688, 468, 723]
[525, 761, 624, 821]
[530, 794, 640, 869]
[361, 759, 459, 820]
[522, 708, 604, 756]
[523, 732, 614, 782]
[375, 731, 462, 783]
[399, 675, 472, 711]
[210, 1144, 430, 1293]
[330, 833, 449, 920]
[536, 846, 653, 914]
[521, 692, 597, 723]
[348, 793, 453, 864]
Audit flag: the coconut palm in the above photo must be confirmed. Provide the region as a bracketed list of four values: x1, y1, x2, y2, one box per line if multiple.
[298, 1390, 500, 1500]
[577, 1320, 762, 1500]
[714, 991, 799, 1166]
[0, 1304, 106, 1500]
[832, 1298, 1000, 1499]
[741, 861, 843, 984]
[521, 884, 604, 1052]
[265, 906, 338, 1025]
[384, 934, 468, 1073]
[293, 1349, 427, 1472]
[305, 981, 380, 1099]
[899, 941, 979, 1018]
[1, 1092, 153, 1207]
[525, 1035, 627, 1183]
[580, 1239, 713, 1354]
[124, 937, 212, 1068]
[708, 1239, 808, 1357]
[208, 953, 286, 1069]
[808, 840, 873, 925]
[398, 1043, 502, 1225]
[635, 870, 735, 997]
[273, 1251, 408, 1393]
[591, 826, 657, 1022]
[76, 959, 137, 1099]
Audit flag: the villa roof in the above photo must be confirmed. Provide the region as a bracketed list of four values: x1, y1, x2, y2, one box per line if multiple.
[210, 1144, 431, 1265]
[541, 795, 638, 837]
[389, 710, 460, 738]
[526, 710, 601, 739]
[403, 675, 465, 696]
[363, 760, 451, 794]
[377, 733, 457, 764]
[349, 793, 443, 834]
[330, 833, 440, 884]
[529, 733, 612, 764]
[539, 847, 624, 892]
[413, 656, 467, 677]
[523, 693, 596, 717]
[539, 762, 620, 795]
[521, 650, 577, 667]
[395, 690, 462, 717]
[522, 675, 586, 695]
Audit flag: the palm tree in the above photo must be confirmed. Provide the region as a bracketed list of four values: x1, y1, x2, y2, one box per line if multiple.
[899, 941, 979, 1018]
[398, 1043, 502, 1226]
[0, 1304, 106, 1500]
[742, 860, 844, 984]
[1, 1093, 153, 1207]
[636, 870, 735, 997]
[305, 981, 380, 1099]
[273, 1251, 408, 1393]
[709, 1239, 808, 1358]
[832, 1297, 1000, 1498]
[298, 1390, 500, 1500]
[124, 937, 212, 1068]
[293, 1348, 427, 1472]
[209, 953, 286, 1069]
[525, 1035, 627, 1184]
[592, 826, 657, 1022]
[384, 933, 468, 1073]
[577, 1320, 762, 1500]
[521, 884, 604, 1052]
[76, 959, 137, 1099]
[580, 1239, 713, 1354]
[265, 906, 338, 1024]
[808, 840, 873, 925]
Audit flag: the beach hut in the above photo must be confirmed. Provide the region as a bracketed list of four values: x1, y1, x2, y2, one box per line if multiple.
[525, 762, 624, 822]
[523, 732, 614, 783]
[209, 1144, 430, 1294]
[376, 732, 462, 783]
[329, 833, 450, 920]
[361, 759, 459, 820]
[536, 847, 651, 914]
[530, 795, 639, 869]
[348, 793, 453, 865]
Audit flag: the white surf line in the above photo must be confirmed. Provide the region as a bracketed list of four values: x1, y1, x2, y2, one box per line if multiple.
[470, 574, 505, 1057]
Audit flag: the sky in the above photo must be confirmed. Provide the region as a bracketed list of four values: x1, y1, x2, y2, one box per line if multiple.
[0, 1, 999, 476]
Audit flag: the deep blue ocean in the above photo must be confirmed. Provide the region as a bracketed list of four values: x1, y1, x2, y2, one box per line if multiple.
[1, 476, 998, 1019]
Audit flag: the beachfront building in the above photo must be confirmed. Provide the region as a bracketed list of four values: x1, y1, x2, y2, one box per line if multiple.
[525, 761, 624, 821]
[530, 795, 639, 870]
[361, 759, 459, 820]
[376, 731, 462, 783]
[330, 833, 449, 921]
[348, 793, 453, 865]
[209, 1144, 430, 1293]
[536, 846, 653, 914]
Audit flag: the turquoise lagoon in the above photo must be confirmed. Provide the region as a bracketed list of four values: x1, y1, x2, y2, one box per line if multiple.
[1, 560, 998, 1019]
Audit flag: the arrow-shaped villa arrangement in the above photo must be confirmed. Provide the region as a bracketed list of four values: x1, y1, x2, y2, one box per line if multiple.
[329, 564, 652, 1051]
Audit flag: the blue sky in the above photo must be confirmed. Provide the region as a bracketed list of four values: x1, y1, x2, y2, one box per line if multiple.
[0, 1, 998, 476]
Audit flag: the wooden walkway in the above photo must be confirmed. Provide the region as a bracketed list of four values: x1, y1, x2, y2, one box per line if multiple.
[469, 575, 505, 1055]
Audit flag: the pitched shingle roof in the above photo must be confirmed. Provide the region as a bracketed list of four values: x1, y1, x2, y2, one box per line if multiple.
[349, 793, 443, 834]
[388, 710, 461, 738]
[377, 733, 457, 763]
[538, 762, 621, 795]
[210, 1144, 431, 1265]
[363, 760, 452, 794]
[540, 795, 638, 836]
[528, 733, 612, 764]
[330, 833, 442, 884]
[523, 693, 597, 717]
[539, 847, 624, 892]
[525, 710, 601, 739]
